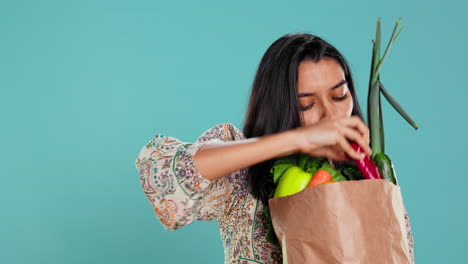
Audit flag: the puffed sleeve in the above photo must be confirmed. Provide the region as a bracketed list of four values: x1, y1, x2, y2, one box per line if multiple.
[134, 122, 247, 230]
[402, 202, 415, 263]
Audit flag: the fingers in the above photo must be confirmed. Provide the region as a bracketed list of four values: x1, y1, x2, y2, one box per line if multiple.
[312, 146, 351, 162]
[328, 145, 353, 161]
[338, 136, 365, 160]
[339, 116, 372, 156]
[299, 116, 373, 161]
[307, 136, 363, 161]
[342, 116, 370, 145]
[340, 126, 372, 156]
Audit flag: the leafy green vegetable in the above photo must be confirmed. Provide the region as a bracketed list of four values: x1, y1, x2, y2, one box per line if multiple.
[341, 167, 363, 181]
[317, 162, 347, 182]
[304, 156, 326, 174]
[262, 205, 280, 246]
[270, 155, 297, 184]
[271, 154, 351, 184]
[297, 153, 309, 171]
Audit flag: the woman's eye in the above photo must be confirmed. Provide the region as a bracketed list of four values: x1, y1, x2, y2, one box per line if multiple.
[300, 104, 314, 111]
[333, 93, 349, 101]
[300, 93, 348, 111]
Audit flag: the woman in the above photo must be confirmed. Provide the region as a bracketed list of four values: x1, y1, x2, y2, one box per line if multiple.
[135, 33, 415, 264]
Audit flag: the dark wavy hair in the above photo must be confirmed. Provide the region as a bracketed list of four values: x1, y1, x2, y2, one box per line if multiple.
[242, 32, 365, 208]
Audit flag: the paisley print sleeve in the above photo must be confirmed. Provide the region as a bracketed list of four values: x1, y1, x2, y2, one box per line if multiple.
[402, 201, 415, 263]
[135, 123, 247, 230]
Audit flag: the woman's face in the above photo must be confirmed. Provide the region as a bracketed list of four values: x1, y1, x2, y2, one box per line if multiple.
[297, 58, 354, 127]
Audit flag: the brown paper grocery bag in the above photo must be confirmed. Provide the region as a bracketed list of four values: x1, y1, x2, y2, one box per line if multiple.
[268, 179, 411, 264]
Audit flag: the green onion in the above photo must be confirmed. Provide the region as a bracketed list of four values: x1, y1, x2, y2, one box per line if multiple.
[379, 81, 419, 129]
[367, 18, 419, 156]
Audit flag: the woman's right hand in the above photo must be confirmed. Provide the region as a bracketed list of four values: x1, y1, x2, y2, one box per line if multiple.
[291, 116, 373, 161]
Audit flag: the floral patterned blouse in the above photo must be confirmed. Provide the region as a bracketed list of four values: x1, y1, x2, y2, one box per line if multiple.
[134, 122, 415, 264]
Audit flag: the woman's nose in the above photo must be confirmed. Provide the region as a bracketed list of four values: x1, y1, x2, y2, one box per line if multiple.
[319, 101, 336, 121]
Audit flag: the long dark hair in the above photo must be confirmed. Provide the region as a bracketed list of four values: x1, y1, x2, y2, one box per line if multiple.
[242, 32, 365, 208]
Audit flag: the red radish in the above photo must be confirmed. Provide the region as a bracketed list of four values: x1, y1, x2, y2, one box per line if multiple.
[347, 142, 383, 180]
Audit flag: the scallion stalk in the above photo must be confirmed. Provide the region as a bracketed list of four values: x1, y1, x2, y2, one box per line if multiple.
[367, 18, 419, 156]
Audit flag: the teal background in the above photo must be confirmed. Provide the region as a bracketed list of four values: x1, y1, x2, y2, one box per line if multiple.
[1, 0, 466, 263]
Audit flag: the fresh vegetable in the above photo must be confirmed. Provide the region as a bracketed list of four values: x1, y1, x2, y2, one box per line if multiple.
[317, 161, 347, 182]
[342, 167, 363, 181]
[368, 18, 418, 156]
[273, 166, 312, 198]
[263, 203, 279, 246]
[372, 152, 399, 185]
[271, 154, 352, 198]
[297, 153, 327, 174]
[270, 155, 298, 184]
[307, 169, 333, 187]
[366, 18, 420, 186]
[347, 141, 383, 180]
